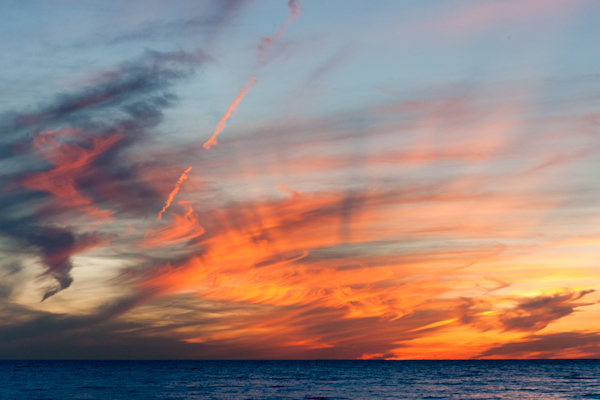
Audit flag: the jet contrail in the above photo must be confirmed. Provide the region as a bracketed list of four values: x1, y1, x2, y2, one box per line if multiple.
[203, 77, 257, 149]
[275, 0, 301, 38]
[156, 166, 193, 221]
[258, 0, 302, 62]
[204, 1, 302, 149]
[145, 166, 193, 238]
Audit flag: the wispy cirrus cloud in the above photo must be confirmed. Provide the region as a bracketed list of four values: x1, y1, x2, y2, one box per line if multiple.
[0, 50, 208, 300]
[2, 0, 600, 360]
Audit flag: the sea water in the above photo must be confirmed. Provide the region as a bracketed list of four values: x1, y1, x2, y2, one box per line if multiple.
[1, 360, 599, 399]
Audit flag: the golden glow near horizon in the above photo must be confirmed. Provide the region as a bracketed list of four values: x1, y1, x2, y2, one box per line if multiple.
[2, 0, 600, 359]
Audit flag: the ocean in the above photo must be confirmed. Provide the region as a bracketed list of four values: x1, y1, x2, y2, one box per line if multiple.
[1, 360, 599, 399]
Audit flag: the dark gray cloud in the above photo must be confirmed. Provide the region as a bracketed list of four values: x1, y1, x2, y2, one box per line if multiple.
[5, 50, 204, 135]
[0, 292, 150, 344]
[0, 297, 208, 359]
[478, 331, 600, 359]
[0, 223, 92, 301]
[455, 289, 596, 333]
[498, 290, 595, 332]
[0, 49, 209, 300]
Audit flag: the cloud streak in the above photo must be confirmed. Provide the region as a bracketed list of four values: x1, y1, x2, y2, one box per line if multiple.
[2, 1, 600, 360]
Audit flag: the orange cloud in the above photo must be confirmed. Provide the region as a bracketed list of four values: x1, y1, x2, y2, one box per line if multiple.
[135, 188, 511, 325]
[142, 201, 205, 248]
[20, 128, 120, 222]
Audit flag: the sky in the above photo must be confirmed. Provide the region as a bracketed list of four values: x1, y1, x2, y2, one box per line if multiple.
[1, 0, 600, 360]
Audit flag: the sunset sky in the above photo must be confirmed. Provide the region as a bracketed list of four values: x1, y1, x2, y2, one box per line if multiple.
[2, 0, 600, 360]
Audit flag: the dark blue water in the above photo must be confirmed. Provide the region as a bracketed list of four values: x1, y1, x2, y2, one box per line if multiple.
[1, 360, 599, 399]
